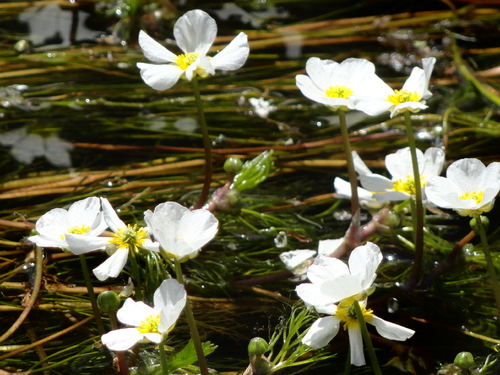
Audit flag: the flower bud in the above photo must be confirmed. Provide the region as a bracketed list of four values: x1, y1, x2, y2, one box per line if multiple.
[224, 157, 243, 174]
[454, 351, 475, 370]
[469, 215, 489, 235]
[248, 337, 268, 356]
[97, 291, 121, 312]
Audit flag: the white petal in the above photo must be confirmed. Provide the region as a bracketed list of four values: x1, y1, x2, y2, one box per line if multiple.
[27, 234, 67, 249]
[174, 10, 217, 55]
[100, 198, 126, 233]
[34, 208, 70, 240]
[352, 151, 372, 176]
[177, 208, 218, 250]
[144, 332, 162, 343]
[302, 316, 340, 349]
[348, 327, 365, 366]
[93, 248, 128, 281]
[348, 242, 382, 291]
[67, 197, 101, 227]
[390, 101, 428, 118]
[101, 328, 143, 351]
[141, 238, 160, 252]
[65, 234, 109, 255]
[317, 238, 343, 257]
[369, 316, 414, 341]
[154, 279, 186, 310]
[422, 57, 436, 99]
[402, 67, 426, 97]
[425, 176, 462, 209]
[385, 147, 418, 179]
[320, 273, 363, 302]
[373, 190, 410, 203]
[296, 283, 336, 308]
[359, 173, 393, 193]
[137, 63, 184, 91]
[296, 74, 329, 105]
[138, 30, 177, 63]
[307, 255, 349, 286]
[117, 299, 154, 327]
[305, 57, 337, 92]
[211, 32, 249, 71]
[421, 147, 445, 179]
[185, 54, 214, 81]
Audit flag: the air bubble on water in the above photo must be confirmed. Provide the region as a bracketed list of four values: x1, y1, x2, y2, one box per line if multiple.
[387, 297, 399, 313]
[274, 231, 287, 248]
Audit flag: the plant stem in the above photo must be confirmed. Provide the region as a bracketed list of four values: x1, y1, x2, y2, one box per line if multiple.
[352, 301, 382, 375]
[191, 77, 213, 209]
[173, 259, 209, 375]
[344, 346, 351, 375]
[337, 109, 360, 219]
[78, 254, 105, 335]
[475, 215, 500, 320]
[128, 246, 143, 301]
[159, 342, 168, 375]
[403, 111, 424, 289]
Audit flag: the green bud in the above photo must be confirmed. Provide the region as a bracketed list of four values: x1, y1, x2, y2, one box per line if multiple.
[97, 291, 121, 312]
[454, 351, 475, 370]
[224, 157, 243, 174]
[469, 215, 489, 235]
[248, 337, 268, 356]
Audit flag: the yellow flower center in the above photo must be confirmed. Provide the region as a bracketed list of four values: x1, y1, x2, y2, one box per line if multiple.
[136, 314, 160, 334]
[386, 89, 421, 105]
[60, 225, 91, 239]
[109, 224, 148, 250]
[393, 175, 426, 195]
[334, 302, 374, 330]
[325, 85, 353, 99]
[459, 191, 484, 205]
[175, 52, 200, 71]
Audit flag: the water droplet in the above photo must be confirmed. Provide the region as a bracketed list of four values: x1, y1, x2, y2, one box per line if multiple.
[387, 297, 399, 313]
[274, 231, 287, 248]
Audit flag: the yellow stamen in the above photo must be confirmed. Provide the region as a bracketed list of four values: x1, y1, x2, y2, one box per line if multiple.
[175, 52, 200, 71]
[109, 224, 148, 250]
[61, 225, 91, 239]
[325, 85, 353, 99]
[386, 89, 421, 105]
[393, 175, 426, 195]
[334, 302, 374, 330]
[459, 191, 484, 205]
[137, 314, 160, 334]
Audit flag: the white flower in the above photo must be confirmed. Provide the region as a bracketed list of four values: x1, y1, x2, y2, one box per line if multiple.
[137, 9, 249, 91]
[144, 201, 218, 262]
[359, 147, 445, 203]
[356, 57, 436, 118]
[296, 243, 414, 366]
[426, 158, 500, 217]
[101, 279, 186, 351]
[317, 238, 344, 257]
[28, 197, 108, 254]
[93, 198, 159, 281]
[296, 57, 385, 112]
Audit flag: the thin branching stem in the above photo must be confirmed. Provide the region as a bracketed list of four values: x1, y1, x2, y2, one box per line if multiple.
[191, 77, 213, 209]
[128, 246, 143, 301]
[352, 301, 382, 375]
[337, 109, 360, 219]
[78, 254, 105, 335]
[404, 111, 424, 288]
[475, 215, 500, 320]
[174, 259, 209, 375]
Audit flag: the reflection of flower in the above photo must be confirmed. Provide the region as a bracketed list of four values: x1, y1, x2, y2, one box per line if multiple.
[426, 158, 500, 217]
[144, 202, 218, 262]
[248, 97, 277, 118]
[356, 57, 436, 118]
[0, 127, 73, 167]
[295, 57, 385, 113]
[137, 9, 249, 91]
[101, 279, 186, 351]
[359, 147, 444, 203]
[28, 197, 108, 254]
[93, 198, 159, 281]
[296, 243, 414, 366]
[280, 249, 316, 277]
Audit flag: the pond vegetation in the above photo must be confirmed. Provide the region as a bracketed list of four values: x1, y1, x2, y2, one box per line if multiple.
[1, 0, 500, 374]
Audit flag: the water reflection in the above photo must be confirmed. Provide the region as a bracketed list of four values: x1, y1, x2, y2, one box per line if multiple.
[0, 127, 73, 167]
